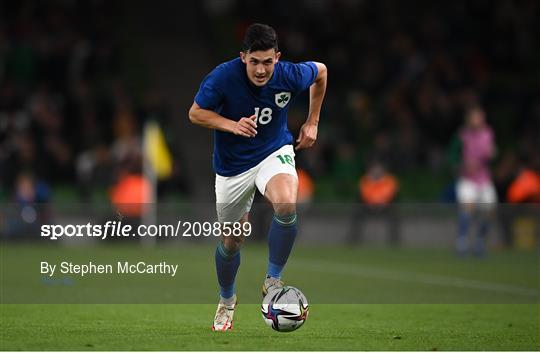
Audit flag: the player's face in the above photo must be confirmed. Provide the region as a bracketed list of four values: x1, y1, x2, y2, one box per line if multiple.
[240, 49, 281, 87]
[466, 108, 485, 129]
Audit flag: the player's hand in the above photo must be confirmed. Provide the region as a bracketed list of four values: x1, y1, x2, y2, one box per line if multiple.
[233, 115, 257, 137]
[295, 122, 318, 150]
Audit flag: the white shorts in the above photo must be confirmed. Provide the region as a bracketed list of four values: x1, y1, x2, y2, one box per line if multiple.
[215, 144, 297, 222]
[456, 178, 497, 208]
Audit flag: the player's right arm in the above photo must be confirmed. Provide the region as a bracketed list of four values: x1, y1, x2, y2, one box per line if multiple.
[189, 102, 257, 138]
[190, 64, 257, 138]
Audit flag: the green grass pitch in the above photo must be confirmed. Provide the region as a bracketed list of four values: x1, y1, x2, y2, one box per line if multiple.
[1, 304, 538, 350]
[1, 243, 539, 350]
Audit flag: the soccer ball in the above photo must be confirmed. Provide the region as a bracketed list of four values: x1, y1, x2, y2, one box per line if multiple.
[261, 286, 309, 332]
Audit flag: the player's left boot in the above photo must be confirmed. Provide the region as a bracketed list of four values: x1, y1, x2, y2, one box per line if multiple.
[262, 276, 284, 298]
[212, 295, 236, 332]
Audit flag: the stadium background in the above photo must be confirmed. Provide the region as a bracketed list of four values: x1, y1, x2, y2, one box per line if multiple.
[2, 0, 538, 200]
[1, 0, 539, 246]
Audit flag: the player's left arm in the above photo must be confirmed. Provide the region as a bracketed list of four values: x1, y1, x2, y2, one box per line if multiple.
[296, 62, 327, 150]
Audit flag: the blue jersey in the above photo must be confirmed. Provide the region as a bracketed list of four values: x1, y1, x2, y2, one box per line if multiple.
[194, 58, 318, 176]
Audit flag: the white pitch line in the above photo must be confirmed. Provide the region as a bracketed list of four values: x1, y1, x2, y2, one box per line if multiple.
[293, 259, 539, 298]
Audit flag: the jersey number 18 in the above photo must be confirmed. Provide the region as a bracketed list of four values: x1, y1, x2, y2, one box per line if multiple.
[254, 107, 273, 125]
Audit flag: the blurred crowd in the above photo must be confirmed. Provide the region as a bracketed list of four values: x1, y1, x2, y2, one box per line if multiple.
[0, 1, 188, 204]
[1, 0, 539, 205]
[204, 0, 539, 200]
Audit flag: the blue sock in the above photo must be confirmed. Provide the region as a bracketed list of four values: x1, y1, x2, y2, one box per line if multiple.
[267, 213, 298, 279]
[457, 212, 471, 254]
[215, 241, 240, 299]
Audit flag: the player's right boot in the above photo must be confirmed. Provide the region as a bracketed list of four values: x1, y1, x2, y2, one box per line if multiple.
[212, 295, 236, 332]
[262, 276, 284, 298]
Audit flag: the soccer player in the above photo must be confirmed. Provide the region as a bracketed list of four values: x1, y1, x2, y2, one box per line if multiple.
[454, 105, 497, 256]
[189, 23, 327, 331]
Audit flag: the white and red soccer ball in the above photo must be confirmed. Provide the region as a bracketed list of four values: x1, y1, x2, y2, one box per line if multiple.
[261, 286, 309, 332]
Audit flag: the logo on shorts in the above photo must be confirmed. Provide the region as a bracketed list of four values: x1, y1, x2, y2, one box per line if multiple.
[275, 92, 291, 108]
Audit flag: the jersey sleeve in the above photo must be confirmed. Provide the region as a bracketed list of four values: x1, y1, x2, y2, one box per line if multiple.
[194, 66, 225, 110]
[285, 61, 319, 93]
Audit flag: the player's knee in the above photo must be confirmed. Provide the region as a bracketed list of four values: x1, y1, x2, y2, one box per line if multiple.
[273, 201, 296, 216]
[222, 233, 244, 252]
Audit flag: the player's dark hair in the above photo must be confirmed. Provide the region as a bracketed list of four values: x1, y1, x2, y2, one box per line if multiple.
[242, 23, 278, 52]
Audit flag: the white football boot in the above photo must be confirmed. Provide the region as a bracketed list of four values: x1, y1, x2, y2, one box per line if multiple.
[212, 295, 236, 332]
[262, 276, 284, 298]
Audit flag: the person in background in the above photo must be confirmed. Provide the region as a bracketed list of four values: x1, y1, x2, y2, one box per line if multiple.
[454, 105, 496, 256]
[505, 154, 540, 248]
[349, 159, 400, 245]
[109, 150, 151, 228]
[4, 172, 51, 240]
[507, 154, 540, 204]
[296, 168, 315, 204]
